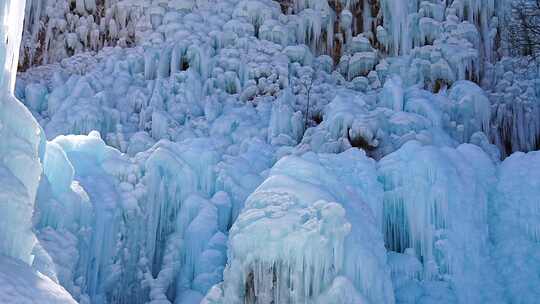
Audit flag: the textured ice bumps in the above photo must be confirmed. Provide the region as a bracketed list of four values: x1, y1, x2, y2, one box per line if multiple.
[205, 149, 394, 304]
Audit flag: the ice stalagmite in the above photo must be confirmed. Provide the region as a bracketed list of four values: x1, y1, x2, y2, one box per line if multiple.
[0, 0, 45, 264]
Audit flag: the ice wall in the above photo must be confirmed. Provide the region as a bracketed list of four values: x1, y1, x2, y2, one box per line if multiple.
[378, 141, 504, 303]
[0, 0, 45, 264]
[29, 106, 277, 304]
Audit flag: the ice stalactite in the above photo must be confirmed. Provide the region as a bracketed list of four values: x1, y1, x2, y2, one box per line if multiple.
[45, 132, 126, 303]
[34, 140, 94, 300]
[144, 140, 217, 274]
[32, 130, 226, 304]
[28, 130, 161, 304]
[450, 0, 499, 62]
[43, 74, 121, 140]
[486, 57, 540, 158]
[267, 89, 304, 146]
[233, 0, 281, 37]
[214, 138, 277, 223]
[297, 84, 463, 159]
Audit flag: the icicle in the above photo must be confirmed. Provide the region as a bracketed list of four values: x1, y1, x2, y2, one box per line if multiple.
[0, 0, 44, 265]
[380, 0, 415, 55]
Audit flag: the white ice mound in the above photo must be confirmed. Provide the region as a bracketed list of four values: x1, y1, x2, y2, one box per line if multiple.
[0, 255, 77, 304]
[205, 149, 394, 304]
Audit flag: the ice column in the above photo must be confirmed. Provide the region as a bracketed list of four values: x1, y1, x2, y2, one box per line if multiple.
[0, 0, 45, 264]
